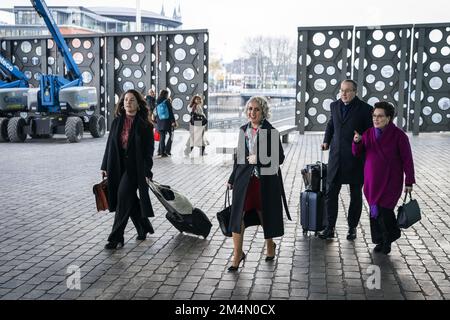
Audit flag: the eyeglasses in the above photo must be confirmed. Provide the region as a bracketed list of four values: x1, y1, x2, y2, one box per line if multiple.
[248, 107, 261, 112]
[340, 89, 355, 94]
[372, 114, 386, 119]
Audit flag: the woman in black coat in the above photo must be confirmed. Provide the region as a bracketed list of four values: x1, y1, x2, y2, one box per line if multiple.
[154, 89, 176, 157]
[101, 89, 155, 249]
[227, 96, 290, 271]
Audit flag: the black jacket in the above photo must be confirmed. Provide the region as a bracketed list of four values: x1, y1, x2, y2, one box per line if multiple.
[101, 113, 155, 217]
[323, 96, 373, 184]
[228, 120, 290, 239]
[190, 112, 207, 126]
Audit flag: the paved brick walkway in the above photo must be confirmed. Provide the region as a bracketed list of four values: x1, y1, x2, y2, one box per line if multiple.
[0, 129, 449, 300]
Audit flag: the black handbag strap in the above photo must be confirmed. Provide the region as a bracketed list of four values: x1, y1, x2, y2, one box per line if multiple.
[402, 190, 413, 204]
[278, 170, 292, 221]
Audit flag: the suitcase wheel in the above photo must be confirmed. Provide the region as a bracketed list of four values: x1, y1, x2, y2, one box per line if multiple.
[302, 228, 307, 235]
[314, 232, 318, 237]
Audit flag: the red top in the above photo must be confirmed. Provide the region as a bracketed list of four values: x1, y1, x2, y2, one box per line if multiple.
[121, 115, 135, 149]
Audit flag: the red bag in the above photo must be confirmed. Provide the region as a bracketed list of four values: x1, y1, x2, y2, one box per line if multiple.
[154, 128, 160, 141]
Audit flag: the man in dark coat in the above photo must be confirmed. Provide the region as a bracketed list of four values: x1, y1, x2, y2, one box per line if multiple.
[319, 80, 373, 240]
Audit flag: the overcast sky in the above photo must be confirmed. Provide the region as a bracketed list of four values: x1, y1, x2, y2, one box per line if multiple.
[2, 0, 449, 62]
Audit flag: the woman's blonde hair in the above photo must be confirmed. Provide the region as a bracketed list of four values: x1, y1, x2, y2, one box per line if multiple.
[245, 96, 271, 120]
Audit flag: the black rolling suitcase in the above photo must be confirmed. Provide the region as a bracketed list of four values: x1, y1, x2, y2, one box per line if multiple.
[148, 180, 212, 238]
[300, 151, 327, 235]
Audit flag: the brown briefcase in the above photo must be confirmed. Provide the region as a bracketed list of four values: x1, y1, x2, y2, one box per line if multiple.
[93, 179, 108, 212]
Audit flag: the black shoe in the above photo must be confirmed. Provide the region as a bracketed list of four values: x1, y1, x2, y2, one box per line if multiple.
[382, 243, 391, 255]
[318, 227, 335, 239]
[265, 243, 276, 261]
[104, 240, 124, 250]
[374, 244, 383, 252]
[228, 252, 246, 272]
[136, 234, 146, 241]
[346, 227, 357, 240]
[161, 153, 168, 157]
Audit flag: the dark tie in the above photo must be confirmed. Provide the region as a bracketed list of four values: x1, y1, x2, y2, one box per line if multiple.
[341, 104, 349, 118]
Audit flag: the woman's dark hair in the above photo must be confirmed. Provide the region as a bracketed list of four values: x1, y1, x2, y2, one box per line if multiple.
[373, 101, 396, 121]
[114, 89, 150, 124]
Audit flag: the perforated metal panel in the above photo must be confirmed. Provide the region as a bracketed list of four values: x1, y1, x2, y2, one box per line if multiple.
[158, 32, 209, 129]
[2, 29, 209, 130]
[354, 25, 412, 131]
[410, 24, 450, 133]
[297, 26, 353, 133]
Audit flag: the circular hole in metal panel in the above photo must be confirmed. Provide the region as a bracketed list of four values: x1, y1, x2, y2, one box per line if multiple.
[372, 44, 386, 58]
[427, 96, 435, 103]
[122, 67, 132, 78]
[20, 41, 32, 53]
[190, 48, 196, 55]
[83, 40, 92, 49]
[324, 49, 333, 59]
[24, 71, 32, 79]
[134, 70, 142, 79]
[138, 82, 144, 88]
[329, 38, 340, 49]
[178, 83, 187, 92]
[330, 79, 337, 85]
[372, 30, 383, 41]
[366, 74, 375, 83]
[136, 43, 145, 53]
[322, 99, 333, 111]
[313, 49, 320, 57]
[35, 46, 42, 56]
[22, 57, 28, 64]
[429, 77, 443, 90]
[183, 68, 195, 80]
[429, 29, 443, 43]
[431, 113, 442, 123]
[174, 34, 184, 44]
[172, 98, 183, 110]
[314, 64, 324, 74]
[72, 38, 81, 48]
[390, 44, 397, 52]
[438, 97, 449, 110]
[174, 48, 186, 61]
[312, 97, 319, 104]
[375, 81, 385, 91]
[314, 79, 326, 91]
[174, 67, 180, 74]
[441, 46, 450, 56]
[81, 71, 93, 84]
[120, 38, 132, 50]
[326, 66, 336, 75]
[31, 56, 39, 66]
[385, 32, 395, 41]
[122, 81, 134, 91]
[47, 39, 54, 49]
[182, 114, 190, 122]
[381, 65, 394, 78]
[317, 114, 327, 124]
[312, 33, 326, 46]
[430, 62, 441, 72]
[186, 36, 195, 45]
[73, 52, 83, 64]
[308, 107, 317, 116]
[170, 76, 178, 85]
[121, 54, 128, 61]
[430, 47, 437, 54]
[115, 58, 120, 70]
[422, 106, 432, 116]
[87, 52, 93, 59]
[131, 54, 139, 63]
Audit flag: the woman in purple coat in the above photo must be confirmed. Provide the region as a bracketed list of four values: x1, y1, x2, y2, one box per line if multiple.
[352, 102, 415, 255]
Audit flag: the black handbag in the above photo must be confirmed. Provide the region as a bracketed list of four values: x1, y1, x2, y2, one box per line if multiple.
[217, 188, 232, 237]
[397, 192, 421, 229]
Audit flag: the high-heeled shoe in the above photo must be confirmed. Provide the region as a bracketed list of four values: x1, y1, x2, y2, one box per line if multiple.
[227, 252, 246, 272]
[265, 243, 276, 261]
[104, 240, 124, 250]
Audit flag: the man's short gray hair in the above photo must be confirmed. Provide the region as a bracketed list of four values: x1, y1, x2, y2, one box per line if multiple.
[245, 96, 271, 120]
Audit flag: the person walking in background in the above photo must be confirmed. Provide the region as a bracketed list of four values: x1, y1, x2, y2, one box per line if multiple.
[145, 89, 156, 115]
[226, 96, 290, 271]
[154, 89, 176, 157]
[353, 101, 415, 254]
[185, 94, 208, 156]
[101, 89, 155, 249]
[319, 79, 373, 240]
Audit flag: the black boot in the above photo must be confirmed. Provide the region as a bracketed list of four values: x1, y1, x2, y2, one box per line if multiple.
[318, 227, 335, 239]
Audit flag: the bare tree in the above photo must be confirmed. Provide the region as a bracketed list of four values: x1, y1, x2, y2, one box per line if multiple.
[242, 36, 296, 88]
